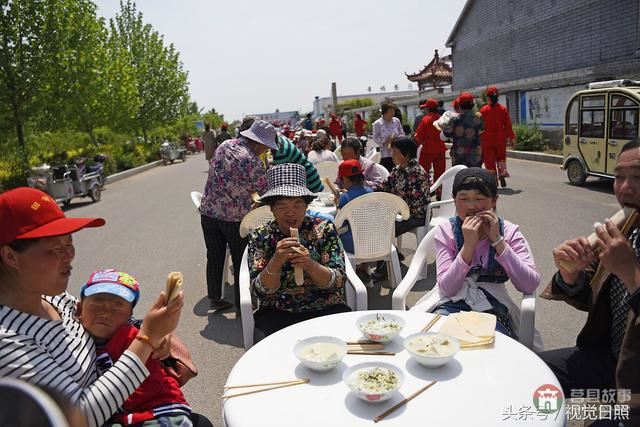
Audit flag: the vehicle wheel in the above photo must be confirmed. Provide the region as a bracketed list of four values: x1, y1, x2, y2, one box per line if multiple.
[62, 199, 71, 207]
[567, 160, 587, 186]
[170, 159, 175, 164]
[181, 153, 187, 162]
[163, 158, 169, 166]
[90, 185, 101, 202]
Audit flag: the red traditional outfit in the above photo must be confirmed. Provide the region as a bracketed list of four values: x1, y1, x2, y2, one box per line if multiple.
[415, 99, 445, 192]
[480, 87, 514, 184]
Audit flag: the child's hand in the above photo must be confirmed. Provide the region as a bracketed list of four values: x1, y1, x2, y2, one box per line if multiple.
[139, 292, 183, 347]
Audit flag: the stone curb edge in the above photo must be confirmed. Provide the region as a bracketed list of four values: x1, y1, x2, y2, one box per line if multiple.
[107, 160, 164, 184]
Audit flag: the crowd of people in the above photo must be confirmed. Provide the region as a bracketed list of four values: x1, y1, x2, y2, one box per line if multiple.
[0, 89, 638, 426]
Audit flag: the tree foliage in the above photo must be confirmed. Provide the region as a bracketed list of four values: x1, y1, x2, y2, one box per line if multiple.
[0, 0, 204, 189]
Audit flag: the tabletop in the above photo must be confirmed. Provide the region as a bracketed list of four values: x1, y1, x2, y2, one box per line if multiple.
[223, 310, 566, 426]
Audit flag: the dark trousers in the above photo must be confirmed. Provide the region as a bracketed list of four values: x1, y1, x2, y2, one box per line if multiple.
[254, 304, 351, 341]
[537, 346, 617, 397]
[200, 215, 246, 307]
[380, 157, 395, 172]
[395, 216, 425, 237]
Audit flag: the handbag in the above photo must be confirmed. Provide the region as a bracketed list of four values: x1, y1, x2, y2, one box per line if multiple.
[161, 334, 198, 387]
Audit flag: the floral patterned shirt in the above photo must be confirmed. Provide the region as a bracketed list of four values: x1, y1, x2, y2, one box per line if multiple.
[373, 159, 431, 219]
[372, 117, 404, 159]
[443, 111, 484, 167]
[248, 216, 346, 313]
[199, 137, 267, 222]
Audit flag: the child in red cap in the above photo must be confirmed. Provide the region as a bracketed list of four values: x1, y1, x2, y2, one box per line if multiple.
[336, 159, 373, 257]
[78, 269, 191, 426]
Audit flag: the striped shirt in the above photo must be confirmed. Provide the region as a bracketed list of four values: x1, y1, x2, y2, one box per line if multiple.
[0, 292, 149, 427]
[273, 136, 324, 193]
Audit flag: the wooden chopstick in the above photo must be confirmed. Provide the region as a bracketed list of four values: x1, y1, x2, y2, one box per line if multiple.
[346, 340, 377, 345]
[224, 378, 308, 390]
[347, 343, 384, 350]
[222, 379, 309, 399]
[347, 351, 395, 356]
[374, 381, 437, 423]
[421, 314, 442, 332]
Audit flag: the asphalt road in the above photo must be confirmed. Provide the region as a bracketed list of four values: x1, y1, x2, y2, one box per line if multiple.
[63, 152, 617, 426]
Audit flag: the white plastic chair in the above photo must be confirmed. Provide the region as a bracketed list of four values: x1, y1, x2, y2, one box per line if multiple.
[365, 148, 376, 159]
[369, 152, 381, 164]
[239, 206, 274, 238]
[334, 192, 409, 289]
[334, 146, 343, 161]
[427, 165, 467, 230]
[191, 191, 232, 297]
[315, 161, 340, 188]
[239, 247, 368, 350]
[391, 228, 538, 350]
[374, 163, 390, 180]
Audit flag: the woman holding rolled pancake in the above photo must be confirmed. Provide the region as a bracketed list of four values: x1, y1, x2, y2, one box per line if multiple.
[248, 164, 350, 340]
[0, 187, 183, 427]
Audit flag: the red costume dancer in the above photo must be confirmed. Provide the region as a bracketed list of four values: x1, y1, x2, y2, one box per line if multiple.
[415, 99, 445, 197]
[329, 114, 343, 143]
[480, 86, 515, 187]
[354, 113, 367, 137]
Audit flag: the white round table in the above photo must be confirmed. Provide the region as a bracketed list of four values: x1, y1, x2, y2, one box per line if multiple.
[223, 311, 565, 426]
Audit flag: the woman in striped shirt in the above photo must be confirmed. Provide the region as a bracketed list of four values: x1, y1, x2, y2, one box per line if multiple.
[0, 188, 184, 427]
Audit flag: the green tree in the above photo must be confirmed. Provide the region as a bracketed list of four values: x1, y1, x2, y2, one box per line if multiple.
[110, 0, 189, 142]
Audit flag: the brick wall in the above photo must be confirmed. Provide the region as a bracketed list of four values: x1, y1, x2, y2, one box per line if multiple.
[450, 0, 639, 90]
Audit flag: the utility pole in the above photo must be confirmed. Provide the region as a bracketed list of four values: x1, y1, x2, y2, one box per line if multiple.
[331, 82, 338, 116]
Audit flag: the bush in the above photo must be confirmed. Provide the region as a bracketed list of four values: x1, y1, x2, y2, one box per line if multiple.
[514, 124, 545, 151]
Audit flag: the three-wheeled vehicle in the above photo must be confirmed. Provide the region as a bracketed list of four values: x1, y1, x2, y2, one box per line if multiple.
[562, 79, 640, 185]
[160, 142, 187, 165]
[27, 162, 102, 206]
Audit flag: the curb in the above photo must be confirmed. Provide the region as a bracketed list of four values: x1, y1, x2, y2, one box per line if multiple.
[443, 143, 563, 165]
[506, 150, 563, 165]
[106, 160, 163, 184]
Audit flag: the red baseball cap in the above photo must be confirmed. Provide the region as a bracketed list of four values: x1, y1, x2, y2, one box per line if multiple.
[0, 187, 105, 246]
[452, 97, 461, 109]
[486, 86, 498, 96]
[419, 99, 439, 109]
[458, 92, 475, 104]
[338, 159, 363, 178]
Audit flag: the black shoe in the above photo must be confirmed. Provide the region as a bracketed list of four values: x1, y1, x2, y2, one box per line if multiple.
[499, 176, 507, 188]
[208, 299, 232, 314]
[371, 263, 388, 281]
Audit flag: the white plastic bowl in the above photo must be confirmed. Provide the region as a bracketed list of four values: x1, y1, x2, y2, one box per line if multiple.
[293, 336, 347, 371]
[343, 362, 404, 403]
[356, 313, 405, 343]
[403, 332, 460, 368]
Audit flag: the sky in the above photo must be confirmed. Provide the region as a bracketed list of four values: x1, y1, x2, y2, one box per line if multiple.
[93, 0, 468, 122]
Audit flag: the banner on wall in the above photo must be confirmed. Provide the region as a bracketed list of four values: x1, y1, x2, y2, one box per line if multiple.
[519, 85, 583, 127]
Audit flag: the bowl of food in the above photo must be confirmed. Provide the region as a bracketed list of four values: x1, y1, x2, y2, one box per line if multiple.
[404, 332, 460, 368]
[356, 313, 405, 343]
[294, 336, 347, 371]
[343, 362, 404, 403]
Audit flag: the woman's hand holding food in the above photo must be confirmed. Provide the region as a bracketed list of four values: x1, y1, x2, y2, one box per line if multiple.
[475, 210, 500, 243]
[272, 237, 304, 267]
[460, 215, 483, 265]
[139, 292, 183, 348]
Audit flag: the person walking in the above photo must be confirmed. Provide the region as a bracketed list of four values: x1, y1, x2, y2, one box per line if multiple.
[480, 86, 515, 188]
[373, 102, 404, 172]
[354, 113, 367, 138]
[199, 120, 276, 314]
[415, 99, 446, 199]
[443, 92, 484, 168]
[202, 122, 217, 164]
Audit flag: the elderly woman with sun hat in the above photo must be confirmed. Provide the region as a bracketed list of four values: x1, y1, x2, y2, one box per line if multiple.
[248, 163, 351, 339]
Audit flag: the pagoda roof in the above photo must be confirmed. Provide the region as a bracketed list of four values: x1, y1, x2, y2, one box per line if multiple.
[405, 49, 452, 85]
